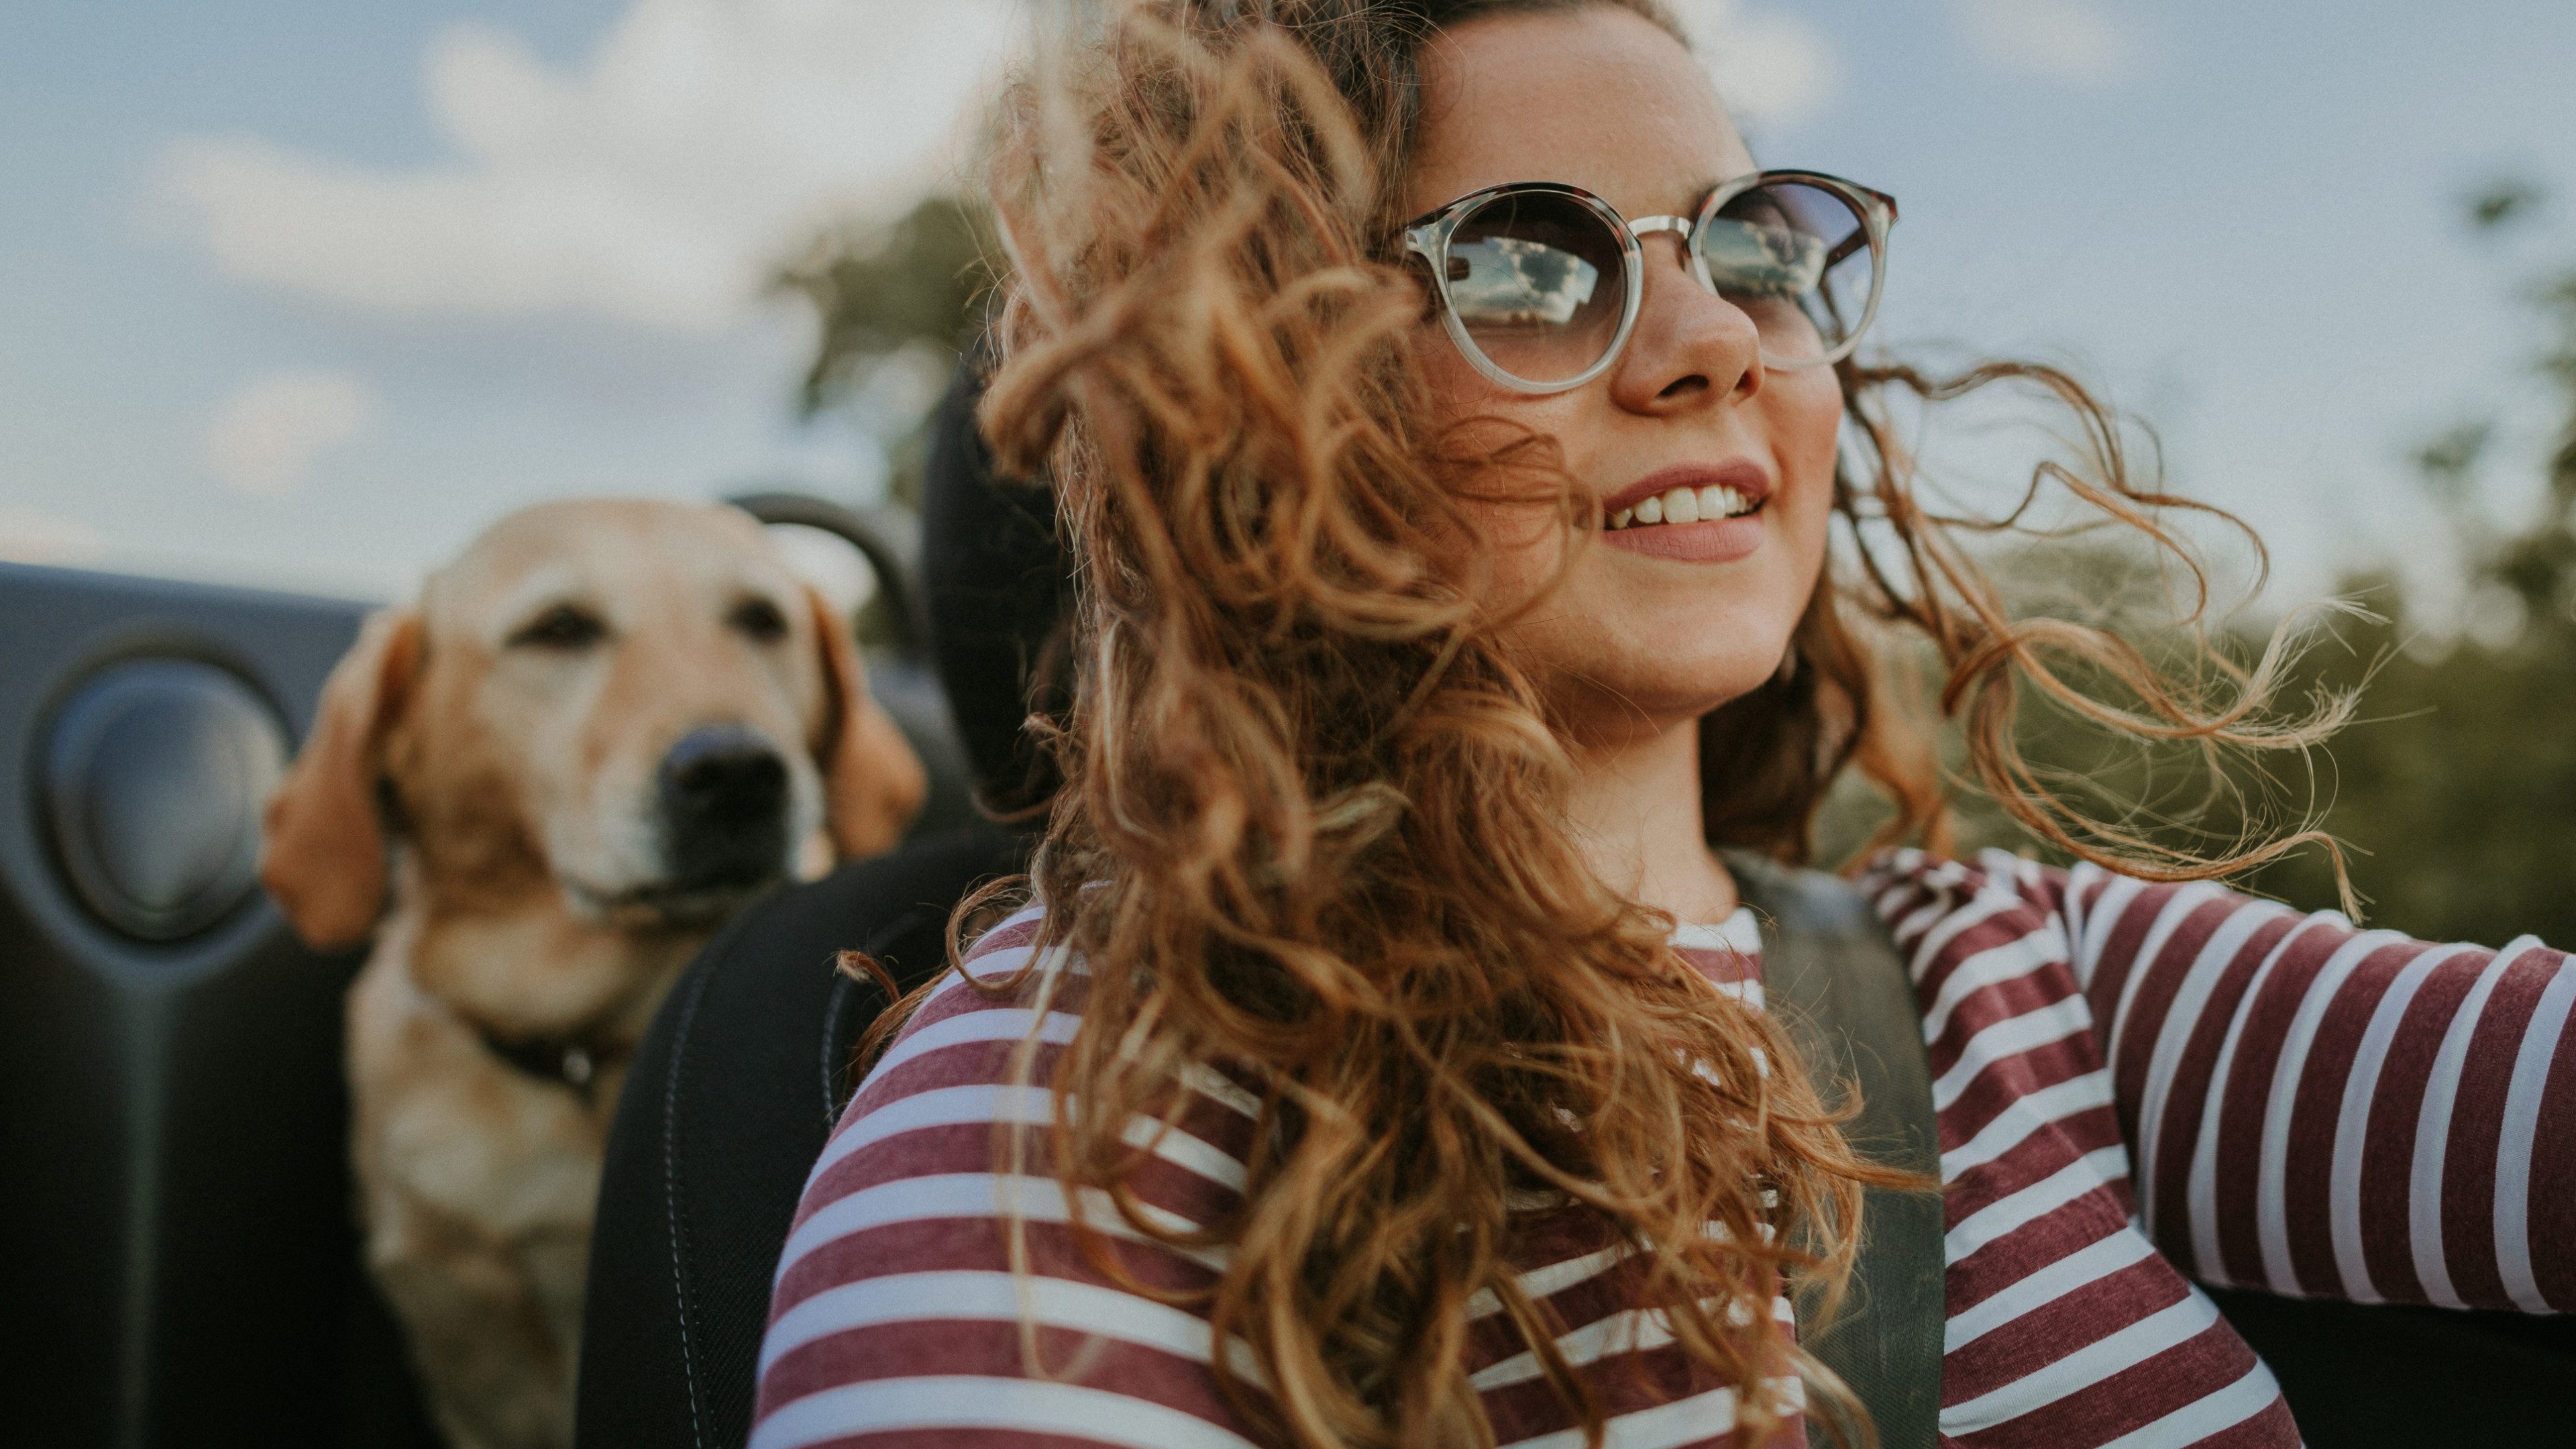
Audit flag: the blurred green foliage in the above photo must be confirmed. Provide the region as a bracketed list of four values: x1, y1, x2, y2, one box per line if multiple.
[773, 193, 996, 649]
[1939, 180, 2576, 948]
[775, 194, 997, 508]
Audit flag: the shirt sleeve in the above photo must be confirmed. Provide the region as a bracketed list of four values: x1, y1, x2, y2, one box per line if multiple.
[1866, 847, 2576, 1313]
[747, 906, 1274, 1449]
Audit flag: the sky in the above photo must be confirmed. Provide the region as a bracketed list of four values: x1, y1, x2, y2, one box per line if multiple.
[4, 0, 2575, 618]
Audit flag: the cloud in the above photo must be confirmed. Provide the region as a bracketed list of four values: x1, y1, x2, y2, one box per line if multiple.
[207, 370, 380, 496]
[1666, 0, 1843, 129]
[156, 0, 1022, 332]
[1953, 0, 2141, 85]
[0, 507, 105, 566]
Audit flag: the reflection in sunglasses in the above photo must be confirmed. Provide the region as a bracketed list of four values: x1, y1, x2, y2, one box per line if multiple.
[1448, 235, 1601, 325]
[1697, 219, 1827, 299]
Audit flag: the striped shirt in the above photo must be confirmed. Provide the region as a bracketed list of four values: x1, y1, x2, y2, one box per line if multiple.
[753, 848, 2576, 1448]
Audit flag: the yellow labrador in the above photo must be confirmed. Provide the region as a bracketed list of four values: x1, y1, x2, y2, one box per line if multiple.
[260, 499, 924, 1449]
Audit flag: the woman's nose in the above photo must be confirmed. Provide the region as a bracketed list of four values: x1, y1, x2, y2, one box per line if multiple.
[1607, 235, 1764, 415]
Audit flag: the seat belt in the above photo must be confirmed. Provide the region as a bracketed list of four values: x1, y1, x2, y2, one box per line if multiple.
[1724, 853, 1945, 1449]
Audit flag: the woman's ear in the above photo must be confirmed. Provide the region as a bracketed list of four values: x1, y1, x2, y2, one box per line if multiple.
[260, 608, 421, 951]
[808, 587, 927, 859]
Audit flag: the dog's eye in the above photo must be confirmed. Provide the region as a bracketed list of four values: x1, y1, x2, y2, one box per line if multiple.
[508, 604, 607, 651]
[729, 597, 790, 644]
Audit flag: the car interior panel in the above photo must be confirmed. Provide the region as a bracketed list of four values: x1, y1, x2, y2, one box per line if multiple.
[0, 562, 445, 1448]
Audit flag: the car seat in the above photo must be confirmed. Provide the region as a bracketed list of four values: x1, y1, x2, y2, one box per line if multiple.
[573, 362, 2576, 1449]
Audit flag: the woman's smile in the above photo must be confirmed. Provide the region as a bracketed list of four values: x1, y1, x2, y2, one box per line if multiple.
[1598, 459, 1771, 563]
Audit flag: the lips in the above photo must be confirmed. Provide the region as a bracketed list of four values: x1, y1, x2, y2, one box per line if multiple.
[1601, 462, 1774, 522]
[1596, 461, 1773, 564]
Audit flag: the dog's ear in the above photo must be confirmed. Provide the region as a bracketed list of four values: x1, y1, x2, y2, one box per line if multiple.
[808, 587, 926, 859]
[261, 608, 422, 951]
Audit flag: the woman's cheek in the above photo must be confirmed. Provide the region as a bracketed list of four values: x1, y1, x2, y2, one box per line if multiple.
[1777, 364, 1843, 466]
[1416, 327, 1520, 430]
[1772, 374, 1843, 539]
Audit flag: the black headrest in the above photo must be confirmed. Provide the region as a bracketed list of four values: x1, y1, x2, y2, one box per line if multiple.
[919, 356, 1069, 818]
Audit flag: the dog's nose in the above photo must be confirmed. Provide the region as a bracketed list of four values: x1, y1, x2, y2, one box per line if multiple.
[662, 725, 788, 822]
[657, 724, 791, 889]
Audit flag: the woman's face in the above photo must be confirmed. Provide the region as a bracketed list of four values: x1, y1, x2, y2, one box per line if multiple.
[1405, 7, 1841, 746]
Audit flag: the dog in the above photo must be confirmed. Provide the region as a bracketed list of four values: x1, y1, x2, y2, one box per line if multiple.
[260, 498, 926, 1449]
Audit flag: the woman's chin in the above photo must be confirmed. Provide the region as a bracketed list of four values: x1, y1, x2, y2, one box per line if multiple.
[1535, 645, 1794, 735]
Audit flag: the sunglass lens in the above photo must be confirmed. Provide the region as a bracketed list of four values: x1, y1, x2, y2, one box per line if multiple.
[1697, 180, 1878, 366]
[1444, 191, 1629, 386]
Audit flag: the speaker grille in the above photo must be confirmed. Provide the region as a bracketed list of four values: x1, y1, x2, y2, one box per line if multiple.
[40, 659, 288, 943]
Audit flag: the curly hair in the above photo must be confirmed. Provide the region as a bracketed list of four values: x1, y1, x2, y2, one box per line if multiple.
[878, 3, 2353, 1446]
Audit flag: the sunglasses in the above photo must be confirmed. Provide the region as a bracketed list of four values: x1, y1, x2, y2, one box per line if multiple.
[1399, 170, 1898, 394]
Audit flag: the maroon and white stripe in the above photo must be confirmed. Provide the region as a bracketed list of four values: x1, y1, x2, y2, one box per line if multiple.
[1863, 847, 2572, 1447]
[752, 904, 1787, 1449]
[751, 854, 2573, 1448]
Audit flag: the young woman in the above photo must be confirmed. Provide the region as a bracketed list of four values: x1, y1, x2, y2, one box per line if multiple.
[748, 3, 2575, 1446]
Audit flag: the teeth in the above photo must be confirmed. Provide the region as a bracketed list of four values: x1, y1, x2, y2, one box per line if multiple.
[1700, 484, 1742, 519]
[1603, 483, 1763, 530]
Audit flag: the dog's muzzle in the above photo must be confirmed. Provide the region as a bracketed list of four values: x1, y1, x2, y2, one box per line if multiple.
[655, 724, 794, 897]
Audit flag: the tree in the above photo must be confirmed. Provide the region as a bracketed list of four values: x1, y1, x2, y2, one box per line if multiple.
[774, 195, 998, 507]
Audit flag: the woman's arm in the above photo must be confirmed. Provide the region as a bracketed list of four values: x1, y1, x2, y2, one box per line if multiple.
[1872, 849, 2576, 1313]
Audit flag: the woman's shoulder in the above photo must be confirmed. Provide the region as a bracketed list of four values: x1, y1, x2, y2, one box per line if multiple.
[1855, 845, 2078, 931]
[755, 897, 1270, 1445]
[1849, 845, 2278, 981]
[1853, 843, 2305, 932]
[790, 895, 1256, 1242]
[841, 897, 1078, 1112]
[1849, 845, 2426, 1001]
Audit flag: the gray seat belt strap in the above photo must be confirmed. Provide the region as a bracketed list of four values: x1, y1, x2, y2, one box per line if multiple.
[1723, 853, 1945, 1449]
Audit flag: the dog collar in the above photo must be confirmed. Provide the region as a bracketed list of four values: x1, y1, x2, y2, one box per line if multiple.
[472, 1020, 628, 1101]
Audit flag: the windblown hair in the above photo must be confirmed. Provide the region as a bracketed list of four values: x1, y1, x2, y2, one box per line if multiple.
[904, 2, 2352, 1446]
